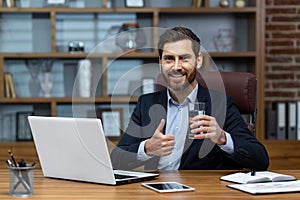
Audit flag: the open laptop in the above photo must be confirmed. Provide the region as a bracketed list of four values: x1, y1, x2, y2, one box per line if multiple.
[28, 116, 159, 185]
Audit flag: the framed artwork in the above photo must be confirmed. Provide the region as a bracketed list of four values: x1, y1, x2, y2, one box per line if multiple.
[142, 78, 155, 94]
[16, 112, 33, 141]
[44, 0, 69, 7]
[124, 0, 145, 8]
[97, 108, 123, 137]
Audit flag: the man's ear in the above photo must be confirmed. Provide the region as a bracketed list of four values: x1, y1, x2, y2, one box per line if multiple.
[196, 52, 203, 69]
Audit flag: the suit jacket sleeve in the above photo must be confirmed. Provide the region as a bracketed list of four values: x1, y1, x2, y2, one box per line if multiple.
[111, 91, 167, 170]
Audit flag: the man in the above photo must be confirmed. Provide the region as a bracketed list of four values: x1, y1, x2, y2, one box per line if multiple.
[111, 26, 269, 170]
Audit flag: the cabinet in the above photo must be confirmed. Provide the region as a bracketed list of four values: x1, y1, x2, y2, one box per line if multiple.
[3, 0, 289, 169]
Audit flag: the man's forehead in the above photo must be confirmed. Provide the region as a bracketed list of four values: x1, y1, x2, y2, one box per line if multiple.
[162, 40, 193, 55]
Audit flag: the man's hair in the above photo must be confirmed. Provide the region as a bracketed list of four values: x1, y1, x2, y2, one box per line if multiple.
[158, 26, 201, 59]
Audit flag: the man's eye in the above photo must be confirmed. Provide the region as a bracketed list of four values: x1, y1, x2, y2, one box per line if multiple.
[164, 56, 175, 61]
[181, 55, 190, 60]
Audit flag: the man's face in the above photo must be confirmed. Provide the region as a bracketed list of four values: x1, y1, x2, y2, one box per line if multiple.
[160, 39, 200, 91]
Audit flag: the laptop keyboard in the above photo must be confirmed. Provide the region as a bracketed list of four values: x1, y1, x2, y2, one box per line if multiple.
[114, 173, 137, 180]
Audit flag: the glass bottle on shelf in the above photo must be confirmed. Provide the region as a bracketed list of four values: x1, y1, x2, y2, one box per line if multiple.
[115, 23, 146, 51]
[99, 25, 123, 53]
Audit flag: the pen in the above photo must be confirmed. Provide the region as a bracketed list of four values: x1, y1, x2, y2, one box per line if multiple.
[6, 159, 13, 167]
[8, 149, 17, 167]
[18, 159, 31, 188]
[251, 171, 256, 176]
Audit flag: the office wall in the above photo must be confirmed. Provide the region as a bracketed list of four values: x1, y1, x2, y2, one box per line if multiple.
[265, 0, 300, 102]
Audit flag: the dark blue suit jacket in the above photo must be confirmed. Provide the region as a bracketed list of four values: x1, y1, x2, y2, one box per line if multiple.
[111, 85, 269, 170]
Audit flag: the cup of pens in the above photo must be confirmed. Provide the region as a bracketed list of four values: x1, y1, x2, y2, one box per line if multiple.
[8, 164, 35, 197]
[7, 150, 35, 197]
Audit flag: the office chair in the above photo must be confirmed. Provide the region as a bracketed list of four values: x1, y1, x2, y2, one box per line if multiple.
[156, 71, 257, 135]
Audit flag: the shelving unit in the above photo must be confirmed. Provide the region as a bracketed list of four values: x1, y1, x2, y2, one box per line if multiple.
[4, 0, 296, 169]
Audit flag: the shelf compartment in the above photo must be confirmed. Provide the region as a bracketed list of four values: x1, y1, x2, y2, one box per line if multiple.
[3, 58, 104, 98]
[0, 12, 51, 53]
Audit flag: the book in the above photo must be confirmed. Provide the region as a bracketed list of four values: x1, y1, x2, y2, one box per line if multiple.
[228, 180, 300, 195]
[287, 102, 297, 140]
[4, 73, 16, 98]
[277, 102, 286, 140]
[220, 171, 296, 184]
[4, 73, 11, 98]
[7, 73, 16, 98]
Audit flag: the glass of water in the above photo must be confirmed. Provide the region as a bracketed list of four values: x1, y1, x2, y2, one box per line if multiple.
[188, 102, 205, 139]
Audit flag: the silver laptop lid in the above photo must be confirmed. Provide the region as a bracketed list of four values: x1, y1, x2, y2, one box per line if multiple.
[28, 116, 117, 185]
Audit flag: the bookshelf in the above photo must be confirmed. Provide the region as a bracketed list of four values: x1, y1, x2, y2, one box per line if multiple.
[3, 0, 295, 169]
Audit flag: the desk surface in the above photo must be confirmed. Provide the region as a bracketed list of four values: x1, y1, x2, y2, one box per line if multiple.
[1, 169, 300, 199]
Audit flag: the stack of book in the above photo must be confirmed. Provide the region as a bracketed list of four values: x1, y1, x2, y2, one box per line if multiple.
[266, 101, 300, 140]
[4, 73, 16, 98]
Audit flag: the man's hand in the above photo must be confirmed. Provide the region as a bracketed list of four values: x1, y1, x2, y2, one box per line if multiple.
[190, 115, 226, 145]
[145, 119, 175, 156]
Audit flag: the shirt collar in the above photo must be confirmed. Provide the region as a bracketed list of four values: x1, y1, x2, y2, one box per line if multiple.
[167, 83, 199, 106]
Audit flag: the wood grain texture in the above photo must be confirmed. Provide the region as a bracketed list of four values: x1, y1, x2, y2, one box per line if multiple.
[0, 170, 300, 199]
[1, 141, 300, 170]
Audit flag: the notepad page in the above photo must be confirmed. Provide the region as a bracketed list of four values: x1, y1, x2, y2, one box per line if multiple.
[252, 171, 296, 182]
[220, 172, 270, 184]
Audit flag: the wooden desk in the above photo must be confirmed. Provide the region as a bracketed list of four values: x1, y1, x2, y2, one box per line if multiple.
[0, 169, 300, 199]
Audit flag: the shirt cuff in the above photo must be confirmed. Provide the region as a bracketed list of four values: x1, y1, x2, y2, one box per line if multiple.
[137, 140, 153, 161]
[218, 132, 234, 154]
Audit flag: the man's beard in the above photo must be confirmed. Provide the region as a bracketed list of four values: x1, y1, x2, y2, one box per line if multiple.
[163, 67, 197, 91]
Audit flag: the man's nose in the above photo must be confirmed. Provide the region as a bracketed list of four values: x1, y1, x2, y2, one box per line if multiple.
[173, 57, 182, 70]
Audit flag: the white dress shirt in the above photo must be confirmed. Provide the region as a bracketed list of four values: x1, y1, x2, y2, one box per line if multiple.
[137, 84, 234, 169]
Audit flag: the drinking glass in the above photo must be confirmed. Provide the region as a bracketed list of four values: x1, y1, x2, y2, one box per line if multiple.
[188, 102, 205, 139]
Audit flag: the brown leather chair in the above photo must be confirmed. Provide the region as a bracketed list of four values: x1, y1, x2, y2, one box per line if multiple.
[156, 71, 257, 135]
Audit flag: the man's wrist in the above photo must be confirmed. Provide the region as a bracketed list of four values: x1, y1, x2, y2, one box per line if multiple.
[144, 139, 153, 156]
[217, 129, 227, 145]
[137, 140, 153, 161]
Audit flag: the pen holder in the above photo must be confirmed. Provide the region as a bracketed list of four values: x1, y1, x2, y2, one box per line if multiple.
[8, 165, 35, 197]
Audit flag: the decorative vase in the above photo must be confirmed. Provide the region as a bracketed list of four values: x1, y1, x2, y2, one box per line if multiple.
[77, 59, 92, 98]
[40, 72, 53, 97]
[115, 23, 146, 50]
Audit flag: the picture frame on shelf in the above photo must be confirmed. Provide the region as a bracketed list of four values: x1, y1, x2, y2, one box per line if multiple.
[97, 108, 123, 137]
[44, 0, 69, 7]
[124, 0, 145, 8]
[142, 78, 155, 94]
[16, 112, 33, 141]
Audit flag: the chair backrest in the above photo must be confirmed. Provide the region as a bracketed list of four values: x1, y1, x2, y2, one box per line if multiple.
[156, 71, 257, 134]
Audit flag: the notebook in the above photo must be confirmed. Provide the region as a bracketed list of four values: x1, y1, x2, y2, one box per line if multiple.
[28, 116, 159, 185]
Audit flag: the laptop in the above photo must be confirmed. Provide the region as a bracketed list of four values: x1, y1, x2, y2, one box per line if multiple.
[28, 116, 159, 185]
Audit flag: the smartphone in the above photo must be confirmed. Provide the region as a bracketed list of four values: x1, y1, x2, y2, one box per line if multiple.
[142, 182, 195, 193]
